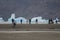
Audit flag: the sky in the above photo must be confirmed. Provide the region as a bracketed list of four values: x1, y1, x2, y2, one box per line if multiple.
[0, 0, 60, 21]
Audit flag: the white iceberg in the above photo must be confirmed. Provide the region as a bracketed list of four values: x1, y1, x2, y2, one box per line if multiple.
[8, 13, 15, 23]
[0, 17, 4, 22]
[15, 17, 27, 24]
[31, 16, 48, 24]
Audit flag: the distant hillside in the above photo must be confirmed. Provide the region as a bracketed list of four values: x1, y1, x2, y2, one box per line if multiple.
[0, 0, 60, 21]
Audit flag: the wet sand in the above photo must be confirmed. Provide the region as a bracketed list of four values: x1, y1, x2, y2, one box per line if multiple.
[0, 24, 60, 31]
[0, 31, 60, 40]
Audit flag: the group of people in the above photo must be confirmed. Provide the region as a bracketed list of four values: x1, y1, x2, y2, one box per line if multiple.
[11, 18, 38, 28]
[11, 18, 58, 28]
[48, 18, 58, 24]
[12, 18, 24, 28]
[29, 19, 38, 24]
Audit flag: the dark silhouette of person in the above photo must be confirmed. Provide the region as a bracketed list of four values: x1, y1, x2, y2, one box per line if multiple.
[36, 19, 38, 24]
[12, 19, 16, 28]
[55, 20, 58, 24]
[49, 18, 54, 24]
[20, 19, 23, 24]
[48, 19, 50, 24]
[29, 19, 31, 24]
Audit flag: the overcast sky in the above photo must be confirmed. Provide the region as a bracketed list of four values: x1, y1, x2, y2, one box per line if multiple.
[0, 0, 60, 21]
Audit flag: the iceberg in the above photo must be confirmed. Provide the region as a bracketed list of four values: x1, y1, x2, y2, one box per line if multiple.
[31, 16, 48, 24]
[15, 17, 27, 24]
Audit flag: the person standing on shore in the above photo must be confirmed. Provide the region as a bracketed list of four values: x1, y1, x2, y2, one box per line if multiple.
[49, 18, 54, 24]
[20, 19, 22, 24]
[12, 19, 16, 28]
[29, 19, 31, 24]
[36, 19, 38, 24]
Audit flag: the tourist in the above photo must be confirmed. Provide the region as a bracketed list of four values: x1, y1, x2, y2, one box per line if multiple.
[49, 18, 54, 24]
[20, 19, 23, 24]
[36, 19, 38, 24]
[29, 19, 31, 24]
[12, 19, 16, 28]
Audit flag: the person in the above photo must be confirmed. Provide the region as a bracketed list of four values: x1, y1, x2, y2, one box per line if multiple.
[49, 18, 54, 24]
[55, 20, 58, 24]
[55, 18, 59, 24]
[36, 19, 38, 24]
[29, 19, 31, 24]
[20, 19, 22, 24]
[48, 19, 50, 24]
[12, 19, 16, 28]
